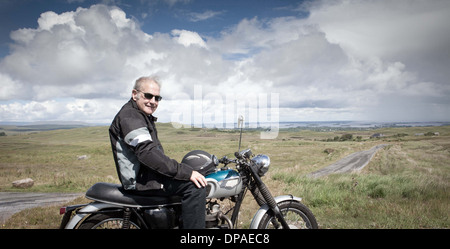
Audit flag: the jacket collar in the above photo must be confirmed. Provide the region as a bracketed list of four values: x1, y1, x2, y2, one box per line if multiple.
[129, 98, 158, 122]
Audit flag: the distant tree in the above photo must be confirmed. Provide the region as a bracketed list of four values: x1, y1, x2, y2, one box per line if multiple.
[340, 134, 353, 141]
[0, 132, 6, 136]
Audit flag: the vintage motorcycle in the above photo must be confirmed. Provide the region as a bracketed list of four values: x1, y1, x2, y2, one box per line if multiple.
[59, 117, 318, 229]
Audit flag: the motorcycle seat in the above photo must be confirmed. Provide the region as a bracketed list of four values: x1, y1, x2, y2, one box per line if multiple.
[85, 182, 181, 208]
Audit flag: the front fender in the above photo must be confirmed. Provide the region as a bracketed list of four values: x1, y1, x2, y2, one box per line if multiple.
[249, 195, 302, 229]
[64, 202, 122, 229]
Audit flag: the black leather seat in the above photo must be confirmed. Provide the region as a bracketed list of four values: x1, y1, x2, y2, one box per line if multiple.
[85, 182, 181, 208]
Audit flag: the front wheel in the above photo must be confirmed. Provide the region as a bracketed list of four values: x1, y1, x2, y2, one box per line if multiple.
[258, 201, 318, 229]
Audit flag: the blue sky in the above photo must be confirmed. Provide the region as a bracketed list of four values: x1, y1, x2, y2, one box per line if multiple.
[1, 0, 450, 124]
[0, 0, 306, 57]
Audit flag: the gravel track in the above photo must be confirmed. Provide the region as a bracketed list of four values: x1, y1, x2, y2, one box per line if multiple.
[308, 144, 387, 178]
[0, 192, 82, 224]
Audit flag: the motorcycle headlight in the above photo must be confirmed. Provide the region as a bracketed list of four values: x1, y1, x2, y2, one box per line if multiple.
[251, 154, 270, 176]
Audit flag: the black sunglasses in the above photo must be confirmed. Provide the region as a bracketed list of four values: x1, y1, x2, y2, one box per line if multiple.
[136, 90, 162, 102]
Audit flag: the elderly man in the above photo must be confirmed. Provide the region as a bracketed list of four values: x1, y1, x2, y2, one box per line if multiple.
[109, 76, 207, 229]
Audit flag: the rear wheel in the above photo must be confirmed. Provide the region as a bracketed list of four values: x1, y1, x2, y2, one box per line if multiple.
[258, 201, 318, 229]
[78, 213, 140, 229]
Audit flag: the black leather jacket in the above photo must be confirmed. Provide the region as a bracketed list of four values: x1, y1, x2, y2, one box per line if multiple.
[109, 98, 193, 191]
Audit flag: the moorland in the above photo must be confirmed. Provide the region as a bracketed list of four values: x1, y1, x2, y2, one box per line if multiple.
[0, 123, 448, 228]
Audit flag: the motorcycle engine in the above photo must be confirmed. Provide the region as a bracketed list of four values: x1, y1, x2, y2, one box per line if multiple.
[205, 201, 232, 229]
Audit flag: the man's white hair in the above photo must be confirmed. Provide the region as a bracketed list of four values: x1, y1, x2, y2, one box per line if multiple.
[133, 75, 161, 91]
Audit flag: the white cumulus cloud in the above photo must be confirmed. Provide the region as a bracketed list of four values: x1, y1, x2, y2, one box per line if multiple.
[171, 29, 207, 48]
[1, 1, 449, 124]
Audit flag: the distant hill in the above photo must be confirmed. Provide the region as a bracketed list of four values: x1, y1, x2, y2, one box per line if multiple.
[0, 121, 106, 134]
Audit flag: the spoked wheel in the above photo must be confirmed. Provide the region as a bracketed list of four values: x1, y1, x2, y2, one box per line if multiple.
[258, 201, 318, 229]
[78, 213, 140, 229]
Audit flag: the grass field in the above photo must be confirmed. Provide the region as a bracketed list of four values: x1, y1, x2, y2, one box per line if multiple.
[1, 123, 449, 228]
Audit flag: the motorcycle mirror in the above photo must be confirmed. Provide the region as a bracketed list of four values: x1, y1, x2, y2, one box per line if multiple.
[238, 115, 244, 152]
[238, 115, 244, 128]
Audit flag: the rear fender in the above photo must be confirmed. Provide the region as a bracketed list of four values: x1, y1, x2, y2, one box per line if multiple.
[59, 204, 87, 229]
[63, 202, 122, 229]
[249, 195, 302, 229]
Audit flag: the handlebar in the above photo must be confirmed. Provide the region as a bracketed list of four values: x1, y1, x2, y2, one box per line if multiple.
[218, 155, 235, 164]
[219, 148, 253, 165]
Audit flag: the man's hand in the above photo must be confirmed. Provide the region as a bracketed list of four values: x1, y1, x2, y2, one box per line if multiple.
[190, 171, 207, 188]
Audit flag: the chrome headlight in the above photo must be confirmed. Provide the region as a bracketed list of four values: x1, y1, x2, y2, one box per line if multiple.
[251, 154, 270, 176]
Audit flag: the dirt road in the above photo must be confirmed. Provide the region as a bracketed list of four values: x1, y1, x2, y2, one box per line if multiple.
[308, 144, 387, 178]
[0, 192, 82, 224]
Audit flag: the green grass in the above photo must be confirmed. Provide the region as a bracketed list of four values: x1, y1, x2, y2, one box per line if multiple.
[270, 137, 450, 228]
[0, 126, 119, 192]
[1, 124, 449, 228]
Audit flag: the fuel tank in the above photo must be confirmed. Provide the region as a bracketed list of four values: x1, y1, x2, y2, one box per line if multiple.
[205, 169, 243, 199]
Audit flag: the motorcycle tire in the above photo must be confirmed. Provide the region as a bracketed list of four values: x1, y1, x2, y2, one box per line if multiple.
[78, 213, 140, 229]
[257, 201, 318, 229]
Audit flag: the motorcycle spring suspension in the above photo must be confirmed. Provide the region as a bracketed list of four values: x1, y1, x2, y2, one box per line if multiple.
[122, 208, 132, 229]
